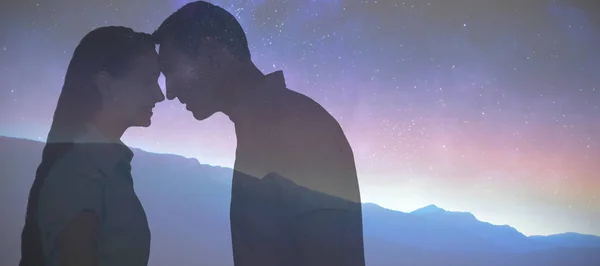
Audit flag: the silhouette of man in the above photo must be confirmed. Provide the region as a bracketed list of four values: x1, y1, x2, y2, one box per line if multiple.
[154, 2, 365, 265]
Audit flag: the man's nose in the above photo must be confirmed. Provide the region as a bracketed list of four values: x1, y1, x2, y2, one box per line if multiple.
[166, 86, 177, 100]
[166, 90, 176, 101]
[156, 89, 166, 103]
[165, 80, 177, 100]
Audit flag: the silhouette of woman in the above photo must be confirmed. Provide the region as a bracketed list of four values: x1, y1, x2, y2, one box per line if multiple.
[19, 26, 164, 266]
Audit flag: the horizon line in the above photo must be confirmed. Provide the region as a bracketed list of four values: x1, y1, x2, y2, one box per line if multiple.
[2, 134, 599, 238]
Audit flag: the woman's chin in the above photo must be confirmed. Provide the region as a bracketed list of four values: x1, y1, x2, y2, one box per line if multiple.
[131, 117, 153, 128]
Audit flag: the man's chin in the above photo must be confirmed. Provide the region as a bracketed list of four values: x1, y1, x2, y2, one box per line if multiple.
[191, 109, 216, 121]
[192, 112, 214, 121]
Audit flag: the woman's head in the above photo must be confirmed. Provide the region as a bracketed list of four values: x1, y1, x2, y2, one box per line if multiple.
[49, 26, 164, 143]
[19, 26, 164, 266]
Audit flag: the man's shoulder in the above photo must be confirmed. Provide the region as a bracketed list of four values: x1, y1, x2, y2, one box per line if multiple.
[279, 89, 342, 130]
[281, 88, 324, 110]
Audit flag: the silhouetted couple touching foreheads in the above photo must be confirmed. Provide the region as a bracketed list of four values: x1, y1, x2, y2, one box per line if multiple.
[18, 1, 365, 266]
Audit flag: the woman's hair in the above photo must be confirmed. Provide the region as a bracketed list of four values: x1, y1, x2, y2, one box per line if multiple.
[19, 26, 155, 266]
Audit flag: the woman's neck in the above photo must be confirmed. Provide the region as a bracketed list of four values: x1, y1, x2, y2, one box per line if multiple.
[89, 114, 127, 142]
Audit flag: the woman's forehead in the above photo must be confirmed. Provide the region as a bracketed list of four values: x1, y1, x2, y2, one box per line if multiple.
[129, 51, 160, 76]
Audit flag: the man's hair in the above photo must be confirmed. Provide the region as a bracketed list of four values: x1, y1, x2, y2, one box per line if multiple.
[153, 1, 251, 60]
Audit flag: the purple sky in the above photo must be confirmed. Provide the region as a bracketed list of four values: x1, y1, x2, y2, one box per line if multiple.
[1, 0, 599, 236]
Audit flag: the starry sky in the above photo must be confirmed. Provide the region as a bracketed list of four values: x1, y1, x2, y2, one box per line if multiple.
[1, 0, 599, 236]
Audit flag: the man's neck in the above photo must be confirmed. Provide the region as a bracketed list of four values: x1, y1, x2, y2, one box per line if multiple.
[223, 63, 267, 122]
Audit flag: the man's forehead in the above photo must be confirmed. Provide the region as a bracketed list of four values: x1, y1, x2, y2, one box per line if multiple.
[158, 40, 185, 65]
[157, 44, 169, 58]
[157, 46, 174, 70]
[158, 37, 179, 54]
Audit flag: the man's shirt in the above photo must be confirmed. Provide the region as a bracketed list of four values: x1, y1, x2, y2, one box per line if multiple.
[229, 71, 365, 266]
[230, 71, 361, 204]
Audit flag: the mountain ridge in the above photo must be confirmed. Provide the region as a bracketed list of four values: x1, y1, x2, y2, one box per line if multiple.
[1, 135, 599, 265]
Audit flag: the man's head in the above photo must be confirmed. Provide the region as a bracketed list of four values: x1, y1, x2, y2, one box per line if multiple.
[153, 1, 251, 120]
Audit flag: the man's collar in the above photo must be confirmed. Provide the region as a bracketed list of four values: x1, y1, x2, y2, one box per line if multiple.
[74, 124, 134, 175]
[262, 70, 286, 91]
[229, 70, 287, 126]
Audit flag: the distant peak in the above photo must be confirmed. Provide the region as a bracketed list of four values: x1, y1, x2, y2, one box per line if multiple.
[262, 172, 298, 187]
[411, 204, 446, 214]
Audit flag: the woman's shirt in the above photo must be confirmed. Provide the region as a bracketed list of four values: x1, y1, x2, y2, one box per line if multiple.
[37, 126, 151, 266]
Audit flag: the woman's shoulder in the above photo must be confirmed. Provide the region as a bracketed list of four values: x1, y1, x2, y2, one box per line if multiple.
[44, 145, 104, 185]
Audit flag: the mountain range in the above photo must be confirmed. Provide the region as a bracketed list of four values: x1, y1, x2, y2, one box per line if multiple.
[1, 135, 599, 266]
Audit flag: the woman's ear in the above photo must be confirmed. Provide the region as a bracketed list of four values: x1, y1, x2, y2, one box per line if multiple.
[94, 71, 113, 98]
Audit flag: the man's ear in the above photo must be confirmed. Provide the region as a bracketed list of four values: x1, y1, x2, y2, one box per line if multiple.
[94, 71, 113, 98]
[196, 37, 234, 64]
